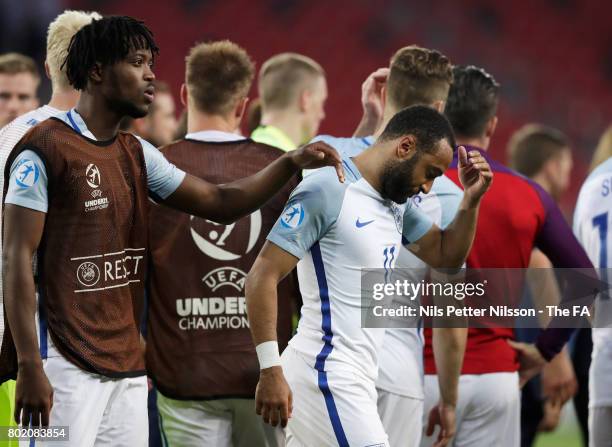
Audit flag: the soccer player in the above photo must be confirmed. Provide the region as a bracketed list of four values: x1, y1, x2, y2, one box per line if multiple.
[147, 40, 299, 447]
[120, 80, 177, 147]
[0, 53, 40, 128]
[508, 124, 573, 202]
[0, 9, 100, 441]
[246, 105, 493, 447]
[573, 126, 612, 447]
[0, 16, 342, 446]
[420, 65, 594, 447]
[508, 125, 578, 444]
[311, 45, 466, 446]
[251, 53, 327, 151]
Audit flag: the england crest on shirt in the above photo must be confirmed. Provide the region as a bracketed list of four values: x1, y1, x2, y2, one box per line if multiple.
[389, 202, 404, 234]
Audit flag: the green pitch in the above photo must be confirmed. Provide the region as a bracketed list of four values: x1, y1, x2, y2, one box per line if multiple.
[534, 424, 583, 447]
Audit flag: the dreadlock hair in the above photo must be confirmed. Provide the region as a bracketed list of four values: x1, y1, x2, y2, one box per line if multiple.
[63, 15, 159, 90]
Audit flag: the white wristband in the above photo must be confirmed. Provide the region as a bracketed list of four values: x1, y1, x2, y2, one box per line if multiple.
[255, 341, 281, 370]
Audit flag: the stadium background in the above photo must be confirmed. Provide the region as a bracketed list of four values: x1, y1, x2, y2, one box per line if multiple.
[1, 0, 611, 445]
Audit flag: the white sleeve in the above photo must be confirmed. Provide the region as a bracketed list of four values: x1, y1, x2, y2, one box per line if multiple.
[267, 171, 346, 259]
[402, 203, 434, 244]
[138, 137, 186, 200]
[4, 150, 48, 212]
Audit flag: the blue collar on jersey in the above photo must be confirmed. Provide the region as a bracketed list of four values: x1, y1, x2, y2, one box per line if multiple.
[65, 108, 96, 139]
[342, 156, 362, 182]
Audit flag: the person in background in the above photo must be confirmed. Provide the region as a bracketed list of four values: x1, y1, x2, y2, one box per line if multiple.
[572, 124, 612, 447]
[251, 52, 327, 152]
[120, 80, 178, 147]
[310, 45, 463, 447]
[147, 40, 299, 447]
[508, 124, 573, 202]
[423, 65, 594, 447]
[247, 106, 492, 447]
[507, 124, 579, 446]
[0, 52, 40, 127]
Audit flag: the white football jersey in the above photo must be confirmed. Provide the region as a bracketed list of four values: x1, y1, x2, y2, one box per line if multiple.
[573, 157, 612, 407]
[309, 135, 463, 398]
[268, 156, 434, 381]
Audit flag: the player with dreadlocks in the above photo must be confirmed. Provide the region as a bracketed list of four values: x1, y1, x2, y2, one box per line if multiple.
[0, 15, 342, 446]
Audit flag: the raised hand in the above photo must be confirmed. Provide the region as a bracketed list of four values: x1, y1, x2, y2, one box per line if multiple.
[353, 68, 389, 137]
[361, 68, 389, 124]
[457, 146, 493, 206]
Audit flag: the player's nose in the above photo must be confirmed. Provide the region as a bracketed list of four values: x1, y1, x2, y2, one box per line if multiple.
[7, 96, 20, 112]
[144, 64, 155, 82]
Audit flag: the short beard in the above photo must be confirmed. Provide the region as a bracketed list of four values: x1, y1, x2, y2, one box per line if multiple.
[380, 152, 422, 204]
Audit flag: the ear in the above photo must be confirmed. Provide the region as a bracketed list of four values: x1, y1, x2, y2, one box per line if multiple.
[380, 83, 389, 113]
[235, 97, 249, 122]
[397, 134, 417, 160]
[299, 89, 311, 113]
[485, 116, 498, 138]
[180, 83, 188, 107]
[433, 100, 445, 113]
[89, 62, 103, 84]
[44, 61, 51, 81]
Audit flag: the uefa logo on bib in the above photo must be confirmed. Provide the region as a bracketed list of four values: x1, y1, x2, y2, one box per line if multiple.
[85, 164, 101, 188]
[14, 159, 40, 188]
[76, 261, 101, 287]
[280, 203, 305, 229]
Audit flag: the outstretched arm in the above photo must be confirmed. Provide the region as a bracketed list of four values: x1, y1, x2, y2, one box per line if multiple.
[163, 141, 344, 224]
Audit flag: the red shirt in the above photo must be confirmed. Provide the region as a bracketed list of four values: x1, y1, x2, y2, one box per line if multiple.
[424, 146, 592, 374]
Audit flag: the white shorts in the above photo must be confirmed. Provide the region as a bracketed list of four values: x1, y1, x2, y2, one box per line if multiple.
[589, 406, 612, 447]
[420, 373, 520, 447]
[282, 346, 389, 447]
[589, 347, 612, 408]
[20, 354, 148, 447]
[377, 389, 423, 447]
[156, 393, 283, 447]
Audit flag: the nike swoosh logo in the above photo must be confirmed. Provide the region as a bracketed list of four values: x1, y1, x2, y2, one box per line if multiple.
[356, 218, 375, 228]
